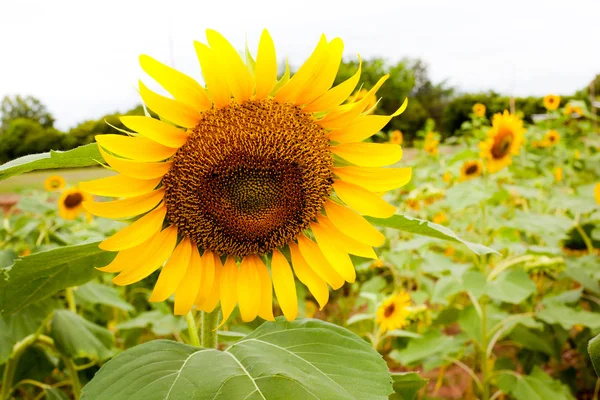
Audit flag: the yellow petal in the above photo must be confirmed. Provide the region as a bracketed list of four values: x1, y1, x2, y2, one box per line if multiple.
[194, 250, 215, 307]
[317, 215, 377, 259]
[289, 243, 329, 309]
[303, 57, 362, 113]
[173, 245, 202, 315]
[297, 235, 345, 290]
[333, 166, 412, 192]
[97, 239, 151, 273]
[83, 189, 164, 219]
[333, 180, 396, 218]
[219, 257, 238, 327]
[323, 200, 384, 247]
[310, 222, 356, 283]
[99, 204, 167, 251]
[139, 81, 201, 128]
[255, 258, 275, 321]
[206, 30, 253, 104]
[237, 255, 261, 322]
[149, 238, 193, 302]
[194, 41, 230, 109]
[196, 253, 222, 312]
[275, 35, 328, 103]
[331, 143, 402, 167]
[79, 174, 161, 198]
[295, 38, 344, 105]
[328, 101, 407, 143]
[99, 147, 172, 180]
[96, 135, 177, 162]
[139, 54, 212, 111]
[112, 225, 178, 286]
[120, 116, 189, 148]
[254, 29, 277, 100]
[271, 250, 297, 321]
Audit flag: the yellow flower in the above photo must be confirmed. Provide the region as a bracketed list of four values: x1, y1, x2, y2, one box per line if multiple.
[442, 172, 452, 183]
[424, 138, 439, 156]
[459, 160, 483, 181]
[473, 103, 486, 117]
[479, 111, 526, 173]
[543, 94, 560, 111]
[79, 30, 411, 323]
[532, 140, 550, 148]
[349, 88, 377, 114]
[554, 167, 563, 182]
[58, 187, 93, 220]
[376, 291, 411, 333]
[425, 131, 436, 141]
[406, 198, 420, 211]
[544, 130, 560, 146]
[443, 246, 455, 257]
[389, 130, 403, 145]
[564, 104, 583, 117]
[595, 183, 600, 205]
[574, 149, 581, 160]
[44, 175, 66, 191]
[432, 212, 448, 224]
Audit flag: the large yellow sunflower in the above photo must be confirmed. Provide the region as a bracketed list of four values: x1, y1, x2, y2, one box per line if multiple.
[376, 291, 411, 333]
[80, 30, 411, 323]
[479, 111, 525, 173]
[44, 175, 66, 191]
[58, 187, 93, 220]
[459, 160, 483, 181]
[543, 94, 560, 111]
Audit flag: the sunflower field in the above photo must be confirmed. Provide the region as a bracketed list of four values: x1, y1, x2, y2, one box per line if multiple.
[1, 30, 599, 400]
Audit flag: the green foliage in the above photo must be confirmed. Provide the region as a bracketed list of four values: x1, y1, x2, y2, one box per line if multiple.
[0, 118, 68, 163]
[1, 95, 55, 129]
[50, 310, 114, 360]
[389, 373, 428, 400]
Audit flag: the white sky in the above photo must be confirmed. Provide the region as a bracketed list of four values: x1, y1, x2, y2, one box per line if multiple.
[0, 0, 598, 130]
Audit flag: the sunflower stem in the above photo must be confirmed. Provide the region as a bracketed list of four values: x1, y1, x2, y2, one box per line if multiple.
[200, 309, 220, 348]
[65, 287, 77, 313]
[185, 311, 201, 348]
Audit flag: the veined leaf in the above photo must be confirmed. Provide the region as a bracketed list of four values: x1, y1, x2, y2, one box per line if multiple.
[74, 282, 134, 312]
[589, 333, 600, 377]
[389, 372, 427, 400]
[50, 310, 114, 360]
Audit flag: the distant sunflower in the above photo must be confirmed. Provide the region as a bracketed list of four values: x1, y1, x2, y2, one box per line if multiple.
[543, 94, 560, 111]
[389, 130, 403, 145]
[459, 160, 483, 181]
[58, 187, 93, 220]
[472, 103, 486, 117]
[564, 104, 583, 117]
[81, 30, 411, 323]
[442, 172, 452, 183]
[595, 183, 600, 205]
[432, 212, 448, 225]
[406, 198, 420, 211]
[376, 291, 411, 332]
[554, 167, 563, 182]
[479, 111, 525, 173]
[44, 175, 66, 191]
[424, 138, 439, 156]
[544, 130, 560, 146]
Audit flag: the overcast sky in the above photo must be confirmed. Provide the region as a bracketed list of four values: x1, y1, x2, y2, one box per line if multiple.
[0, 0, 598, 130]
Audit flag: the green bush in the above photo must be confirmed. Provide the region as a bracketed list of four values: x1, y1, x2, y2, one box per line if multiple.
[0, 118, 67, 163]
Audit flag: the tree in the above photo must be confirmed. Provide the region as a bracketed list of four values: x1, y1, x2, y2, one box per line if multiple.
[0, 95, 55, 130]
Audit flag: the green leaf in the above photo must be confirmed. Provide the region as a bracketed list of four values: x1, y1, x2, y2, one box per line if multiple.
[445, 180, 491, 208]
[0, 250, 17, 269]
[44, 387, 70, 400]
[431, 276, 462, 306]
[588, 333, 600, 377]
[509, 325, 556, 357]
[388, 372, 427, 400]
[366, 214, 498, 255]
[500, 367, 575, 400]
[0, 241, 114, 314]
[0, 144, 102, 181]
[50, 310, 114, 360]
[74, 282, 134, 312]
[389, 332, 456, 366]
[347, 312, 375, 325]
[81, 318, 393, 400]
[487, 269, 536, 304]
[537, 305, 600, 330]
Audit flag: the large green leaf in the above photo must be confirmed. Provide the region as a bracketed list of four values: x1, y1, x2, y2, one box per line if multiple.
[0, 241, 114, 314]
[366, 214, 498, 255]
[388, 373, 427, 400]
[75, 282, 134, 312]
[497, 367, 575, 400]
[444, 180, 491, 209]
[537, 305, 600, 330]
[81, 318, 393, 400]
[0, 144, 102, 181]
[50, 310, 114, 360]
[588, 333, 600, 377]
[487, 269, 536, 304]
[389, 331, 460, 366]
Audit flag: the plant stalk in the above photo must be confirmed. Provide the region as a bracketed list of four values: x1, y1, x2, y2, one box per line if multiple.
[200, 310, 220, 348]
[63, 357, 81, 399]
[185, 311, 201, 347]
[1, 334, 37, 400]
[65, 287, 77, 313]
[480, 298, 490, 400]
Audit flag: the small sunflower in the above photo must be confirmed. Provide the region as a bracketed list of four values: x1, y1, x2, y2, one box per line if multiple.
[479, 111, 525, 173]
[389, 130, 403, 145]
[554, 167, 563, 182]
[595, 183, 600, 205]
[376, 291, 411, 333]
[459, 160, 483, 181]
[80, 30, 411, 323]
[564, 104, 583, 117]
[543, 94, 560, 111]
[58, 187, 93, 220]
[472, 103, 486, 117]
[544, 130, 560, 146]
[406, 198, 420, 211]
[432, 212, 448, 225]
[44, 175, 66, 191]
[442, 172, 452, 183]
[424, 138, 439, 156]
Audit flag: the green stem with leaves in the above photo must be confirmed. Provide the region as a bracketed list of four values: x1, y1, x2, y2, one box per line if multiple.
[1, 335, 37, 400]
[63, 357, 81, 399]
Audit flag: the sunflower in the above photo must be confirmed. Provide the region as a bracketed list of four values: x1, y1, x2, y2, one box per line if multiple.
[80, 30, 411, 323]
[479, 111, 525, 173]
[544, 130, 560, 146]
[554, 167, 563, 182]
[543, 94, 560, 111]
[564, 104, 583, 117]
[472, 103, 486, 117]
[442, 172, 452, 183]
[406, 198, 420, 211]
[432, 212, 448, 225]
[389, 129, 403, 145]
[376, 291, 411, 333]
[44, 175, 66, 191]
[459, 160, 483, 181]
[424, 138, 439, 156]
[58, 187, 93, 220]
[595, 183, 600, 205]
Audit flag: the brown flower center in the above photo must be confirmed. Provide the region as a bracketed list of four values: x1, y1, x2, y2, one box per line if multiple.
[163, 99, 334, 257]
[63, 193, 84, 209]
[383, 303, 396, 318]
[491, 130, 513, 159]
[465, 164, 479, 175]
